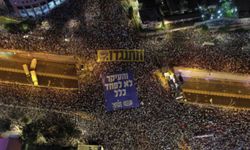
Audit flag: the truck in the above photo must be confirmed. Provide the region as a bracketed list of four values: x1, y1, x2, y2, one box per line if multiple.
[30, 58, 37, 70]
[22, 64, 30, 77]
[163, 68, 186, 101]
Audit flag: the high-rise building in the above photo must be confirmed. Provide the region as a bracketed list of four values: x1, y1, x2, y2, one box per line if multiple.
[5, 0, 66, 17]
[0, 0, 6, 9]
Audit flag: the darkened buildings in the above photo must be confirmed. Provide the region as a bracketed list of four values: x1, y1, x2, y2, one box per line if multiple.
[139, 0, 250, 23]
[139, 0, 206, 22]
[138, 0, 161, 22]
[234, 0, 250, 17]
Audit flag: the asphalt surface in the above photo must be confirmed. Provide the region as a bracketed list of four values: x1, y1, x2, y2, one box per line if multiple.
[0, 50, 78, 89]
[183, 78, 250, 95]
[184, 92, 250, 108]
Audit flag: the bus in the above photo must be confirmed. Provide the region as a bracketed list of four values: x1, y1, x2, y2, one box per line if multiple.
[30, 70, 38, 86]
[22, 64, 30, 77]
[30, 58, 37, 70]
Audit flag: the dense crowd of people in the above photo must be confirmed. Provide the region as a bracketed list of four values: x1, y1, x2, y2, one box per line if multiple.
[0, 0, 250, 149]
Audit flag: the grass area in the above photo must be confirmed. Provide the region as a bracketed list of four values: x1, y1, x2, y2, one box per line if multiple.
[0, 17, 36, 33]
[0, 16, 20, 30]
[0, 16, 36, 33]
[0, 16, 21, 31]
[0, 16, 20, 24]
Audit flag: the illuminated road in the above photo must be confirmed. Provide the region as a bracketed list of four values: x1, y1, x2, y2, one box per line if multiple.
[174, 67, 250, 109]
[184, 93, 250, 108]
[0, 50, 78, 89]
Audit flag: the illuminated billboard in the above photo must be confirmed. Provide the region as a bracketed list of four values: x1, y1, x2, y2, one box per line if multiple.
[102, 72, 140, 111]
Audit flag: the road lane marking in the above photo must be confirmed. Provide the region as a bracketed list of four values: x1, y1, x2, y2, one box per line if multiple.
[0, 80, 78, 90]
[182, 101, 250, 110]
[0, 66, 78, 80]
[0, 67, 24, 73]
[37, 72, 78, 80]
[182, 78, 250, 87]
[183, 89, 250, 99]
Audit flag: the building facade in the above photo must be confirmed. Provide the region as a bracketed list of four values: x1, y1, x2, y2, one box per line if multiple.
[0, 0, 6, 9]
[8, 0, 66, 17]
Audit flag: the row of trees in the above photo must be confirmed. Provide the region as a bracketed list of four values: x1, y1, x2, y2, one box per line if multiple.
[0, 110, 82, 149]
[199, 0, 238, 20]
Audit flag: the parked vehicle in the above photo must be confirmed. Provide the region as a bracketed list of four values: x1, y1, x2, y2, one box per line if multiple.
[77, 144, 104, 150]
[30, 70, 38, 86]
[30, 58, 37, 70]
[22, 64, 30, 77]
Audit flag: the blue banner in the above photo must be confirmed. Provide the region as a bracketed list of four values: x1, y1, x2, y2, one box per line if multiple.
[102, 72, 140, 111]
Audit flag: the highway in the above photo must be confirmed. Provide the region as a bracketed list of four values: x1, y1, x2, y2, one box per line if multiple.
[0, 50, 78, 89]
[184, 92, 250, 108]
[174, 67, 250, 109]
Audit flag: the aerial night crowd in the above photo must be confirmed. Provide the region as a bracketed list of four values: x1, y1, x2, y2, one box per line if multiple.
[0, 0, 249, 149]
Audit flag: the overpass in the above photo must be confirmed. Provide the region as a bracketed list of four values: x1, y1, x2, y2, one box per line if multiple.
[173, 67, 250, 109]
[0, 49, 78, 89]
